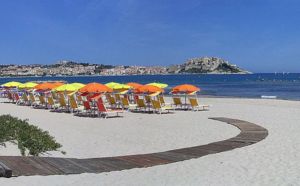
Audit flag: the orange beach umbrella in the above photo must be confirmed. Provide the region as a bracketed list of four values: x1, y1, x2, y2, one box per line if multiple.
[126, 82, 143, 89]
[136, 85, 164, 94]
[172, 84, 200, 93]
[34, 82, 64, 90]
[79, 82, 112, 93]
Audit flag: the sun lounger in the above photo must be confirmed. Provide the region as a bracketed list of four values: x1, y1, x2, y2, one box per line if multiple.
[14, 93, 22, 105]
[121, 97, 137, 111]
[57, 93, 68, 111]
[145, 95, 151, 104]
[83, 101, 93, 116]
[151, 99, 173, 114]
[115, 94, 121, 102]
[136, 99, 147, 112]
[38, 95, 47, 108]
[76, 94, 83, 105]
[7, 91, 14, 102]
[47, 96, 59, 110]
[189, 98, 209, 111]
[20, 93, 29, 105]
[69, 94, 83, 113]
[159, 95, 171, 106]
[133, 95, 139, 104]
[172, 97, 183, 109]
[29, 93, 38, 107]
[105, 94, 116, 108]
[96, 98, 123, 118]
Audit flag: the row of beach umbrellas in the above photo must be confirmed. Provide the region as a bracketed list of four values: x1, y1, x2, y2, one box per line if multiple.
[1, 81, 200, 94]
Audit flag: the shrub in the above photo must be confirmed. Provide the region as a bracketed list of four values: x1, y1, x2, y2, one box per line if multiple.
[0, 115, 64, 156]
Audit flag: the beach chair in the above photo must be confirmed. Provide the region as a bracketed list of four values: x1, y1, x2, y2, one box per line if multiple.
[38, 95, 47, 108]
[158, 95, 171, 106]
[189, 98, 210, 111]
[115, 94, 121, 102]
[108, 95, 117, 108]
[133, 95, 139, 104]
[96, 98, 123, 118]
[69, 94, 83, 113]
[151, 99, 173, 114]
[121, 97, 137, 111]
[29, 93, 38, 107]
[51, 91, 58, 100]
[57, 93, 68, 111]
[145, 95, 151, 104]
[7, 91, 14, 102]
[136, 99, 148, 112]
[14, 93, 22, 105]
[76, 94, 83, 105]
[47, 96, 59, 110]
[21, 93, 29, 105]
[83, 101, 93, 116]
[172, 97, 183, 109]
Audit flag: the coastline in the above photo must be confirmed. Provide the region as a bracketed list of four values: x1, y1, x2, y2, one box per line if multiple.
[0, 73, 253, 78]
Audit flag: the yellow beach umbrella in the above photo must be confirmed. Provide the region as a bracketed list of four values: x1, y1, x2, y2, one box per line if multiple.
[55, 83, 84, 92]
[2, 81, 22, 88]
[71, 83, 85, 88]
[18, 82, 38, 89]
[105, 82, 120, 88]
[105, 82, 131, 90]
[112, 84, 131, 90]
[146, 82, 168, 88]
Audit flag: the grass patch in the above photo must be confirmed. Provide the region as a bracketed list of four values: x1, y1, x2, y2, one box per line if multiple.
[0, 114, 65, 156]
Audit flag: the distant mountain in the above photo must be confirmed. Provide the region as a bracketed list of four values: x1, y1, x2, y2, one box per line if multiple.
[168, 57, 250, 74]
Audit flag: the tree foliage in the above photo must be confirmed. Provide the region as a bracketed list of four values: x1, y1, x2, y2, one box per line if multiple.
[0, 115, 64, 156]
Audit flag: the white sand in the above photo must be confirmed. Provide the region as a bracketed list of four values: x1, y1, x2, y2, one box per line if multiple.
[0, 97, 300, 185]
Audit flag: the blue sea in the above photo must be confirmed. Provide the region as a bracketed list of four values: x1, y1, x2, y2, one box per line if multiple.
[1, 73, 300, 100]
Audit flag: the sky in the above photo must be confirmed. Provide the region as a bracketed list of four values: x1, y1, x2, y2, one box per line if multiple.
[0, 0, 300, 72]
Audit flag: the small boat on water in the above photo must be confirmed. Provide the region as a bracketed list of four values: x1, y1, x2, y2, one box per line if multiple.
[261, 95, 277, 99]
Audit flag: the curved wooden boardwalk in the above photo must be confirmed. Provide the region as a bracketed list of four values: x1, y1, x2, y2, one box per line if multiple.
[0, 117, 268, 178]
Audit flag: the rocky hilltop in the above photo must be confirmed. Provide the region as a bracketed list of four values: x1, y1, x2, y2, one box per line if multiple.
[168, 57, 250, 74]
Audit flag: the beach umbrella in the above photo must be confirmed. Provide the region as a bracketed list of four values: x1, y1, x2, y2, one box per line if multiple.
[79, 82, 112, 93]
[18, 82, 38, 89]
[107, 82, 131, 90]
[1, 81, 22, 88]
[113, 84, 131, 90]
[52, 82, 64, 87]
[126, 82, 143, 89]
[147, 82, 168, 88]
[136, 85, 164, 94]
[172, 84, 200, 94]
[55, 83, 84, 92]
[34, 82, 63, 91]
[105, 82, 120, 88]
[71, 83, 85, 88]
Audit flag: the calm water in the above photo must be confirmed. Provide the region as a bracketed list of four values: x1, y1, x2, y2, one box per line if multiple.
[1, 73, 300, 100]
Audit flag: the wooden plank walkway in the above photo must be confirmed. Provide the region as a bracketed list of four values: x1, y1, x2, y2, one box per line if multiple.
[0, 117, 268, 178]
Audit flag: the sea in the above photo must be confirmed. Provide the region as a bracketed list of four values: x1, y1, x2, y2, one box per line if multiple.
[1, 73, 300, 100]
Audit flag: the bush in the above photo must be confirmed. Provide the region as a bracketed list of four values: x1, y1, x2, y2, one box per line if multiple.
[0, 115, 64, 156]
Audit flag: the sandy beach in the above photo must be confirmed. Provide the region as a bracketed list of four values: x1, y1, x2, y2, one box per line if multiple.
[0, 97, 300, 185]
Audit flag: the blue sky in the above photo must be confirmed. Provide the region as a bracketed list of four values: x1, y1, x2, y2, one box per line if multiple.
[0, 0, 299, 72]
